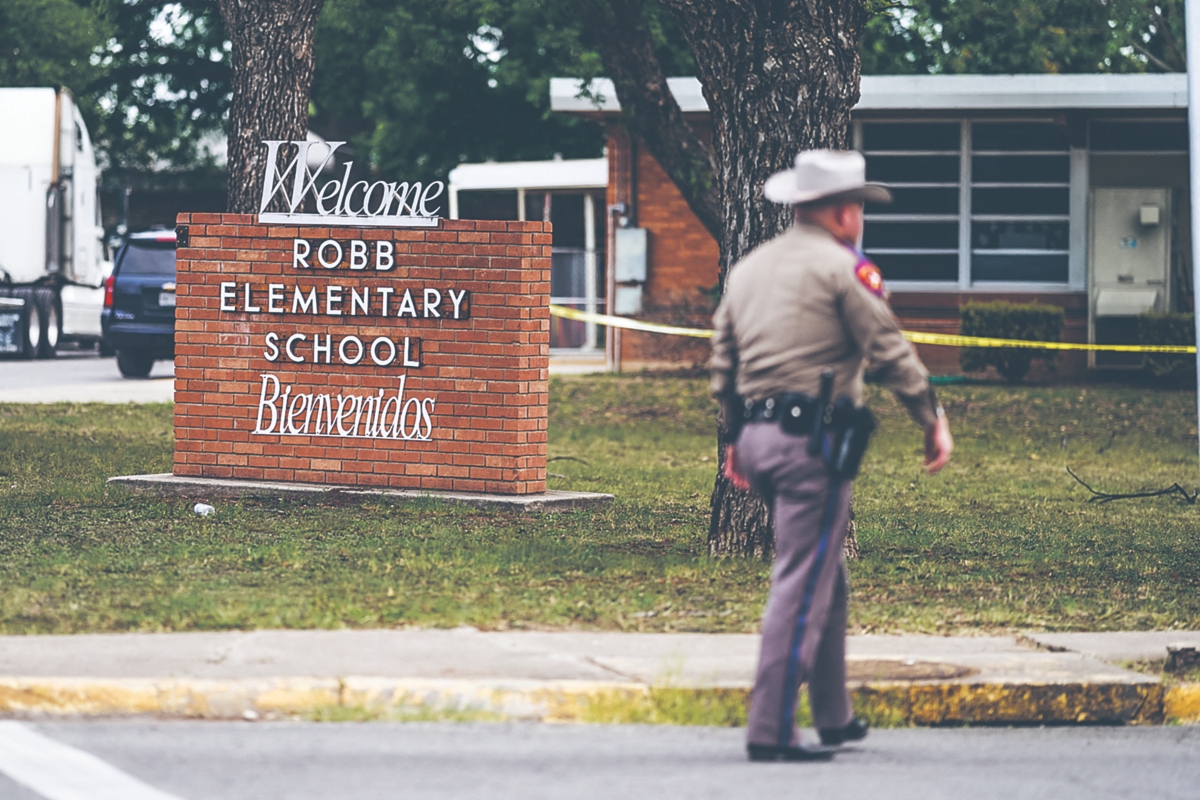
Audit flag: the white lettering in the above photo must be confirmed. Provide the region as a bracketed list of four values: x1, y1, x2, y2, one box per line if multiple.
[350, 287, 369, 315]
[314, 334, 332, 364]
[391, 182, 423, 216]
[267, 284, 284, 314]
[317, 240, 343, 269]
[449, 289, 469, 319]
[293, 238, 312, 269]
[423, 288, 442, 318]
[293, 286, 318, 314]
[420, 398, 436, 440]
[333, 163, 353, 214]
[315, 180, 341, 215]
[365, 182, 394, 216]
[326, 285, 343, 316]
[376, 241, 394, 271]
[285, 333, 306, 363]
[219, 282, 237, 312]
[253, 375, 434, 441]
[344, 180, 370, 215]
[243, 283, 261, 313]
[419, 181, 445, 217]
[349, 240, 368, 270]
[370, 337, 397, 366]
[335, 395, 356, 436]
[377, 286, 394, 315]
[338, 336, 364, 365]
[257, 139, 438, 227]
[255, 374, 281, 433]
[397, 289, 417, 317]
[403, 337, 420, 368]
[264, 332, 280, 362]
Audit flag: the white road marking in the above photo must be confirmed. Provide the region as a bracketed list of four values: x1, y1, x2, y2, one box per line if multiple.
[0, 722, 185, 800]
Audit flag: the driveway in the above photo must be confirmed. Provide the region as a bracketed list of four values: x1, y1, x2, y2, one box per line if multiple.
[0, 346, 174, 403]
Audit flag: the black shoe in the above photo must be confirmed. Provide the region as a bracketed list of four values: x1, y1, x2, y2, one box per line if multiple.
[818, 718, 869, 746]
[747, 742, 835, 762]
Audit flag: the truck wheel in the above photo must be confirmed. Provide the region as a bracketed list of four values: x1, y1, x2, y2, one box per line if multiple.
[116, 349, 154, 378]
[99, 338, 115, 357]
[18, 289, 41, 360]
[34, 288, 59, 358]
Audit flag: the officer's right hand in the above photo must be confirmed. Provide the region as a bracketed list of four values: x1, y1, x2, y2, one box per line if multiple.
[724, 445, 750, 490]
[924, 416, 953, 474]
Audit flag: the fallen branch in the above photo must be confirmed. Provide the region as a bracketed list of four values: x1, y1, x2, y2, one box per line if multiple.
[1066, 466, 1198, 504]
[547, 456, 590, 466]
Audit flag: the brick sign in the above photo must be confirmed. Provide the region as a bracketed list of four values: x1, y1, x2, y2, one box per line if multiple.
[173, 213, 551, 495]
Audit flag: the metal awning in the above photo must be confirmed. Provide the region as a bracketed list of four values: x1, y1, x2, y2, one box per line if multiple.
[448, 158, 607, 192]
[551, 74, 1189, 115]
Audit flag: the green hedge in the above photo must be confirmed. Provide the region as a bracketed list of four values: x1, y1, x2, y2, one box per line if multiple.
[1139, 312, 1196, 383]
[959, 301, 1064, 384]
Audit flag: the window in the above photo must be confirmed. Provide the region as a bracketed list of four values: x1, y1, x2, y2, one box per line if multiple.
[861, 119, 1076, 286]
[969, 123, 1069, 283]
[861, 122, 961, 282]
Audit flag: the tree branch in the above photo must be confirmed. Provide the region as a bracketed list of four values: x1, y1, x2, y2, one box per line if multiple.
[1131, 40, 1177, 74]
[576, 0, 721, 239]
[1066, 466, 1197, 504]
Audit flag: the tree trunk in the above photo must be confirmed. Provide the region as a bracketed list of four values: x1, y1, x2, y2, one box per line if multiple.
[217, 0, 326, 213]
[659, 0, 868, 557]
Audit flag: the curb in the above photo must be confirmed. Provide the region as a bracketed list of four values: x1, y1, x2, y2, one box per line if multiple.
[2, 677, 1191, 726]
[1165, 683, 1200, 722]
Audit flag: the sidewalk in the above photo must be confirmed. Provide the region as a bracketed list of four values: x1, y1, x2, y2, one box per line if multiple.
[1, 629, 1196, 725]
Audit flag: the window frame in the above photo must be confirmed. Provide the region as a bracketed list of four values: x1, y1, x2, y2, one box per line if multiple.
[855, 117, 1084, 292]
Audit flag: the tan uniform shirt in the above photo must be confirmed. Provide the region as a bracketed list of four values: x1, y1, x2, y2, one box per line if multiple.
[709, 222, 938, 429]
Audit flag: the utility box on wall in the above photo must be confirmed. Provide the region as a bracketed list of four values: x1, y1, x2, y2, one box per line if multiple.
[613, 227, 647, 315]
[1089, 187, 1171, 367]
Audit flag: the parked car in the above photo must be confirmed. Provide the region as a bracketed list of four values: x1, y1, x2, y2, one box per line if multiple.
[100, 230, 176, 378]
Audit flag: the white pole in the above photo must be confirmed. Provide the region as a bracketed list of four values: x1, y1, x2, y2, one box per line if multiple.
[584, 192, 598, 350]
[1188, 0, 1200, 488]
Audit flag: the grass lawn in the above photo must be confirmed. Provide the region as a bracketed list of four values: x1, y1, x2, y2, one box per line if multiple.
[0, 376, 1197, 635]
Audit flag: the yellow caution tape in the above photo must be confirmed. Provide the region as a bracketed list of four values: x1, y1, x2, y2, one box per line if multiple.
[551, 304, 714, 339]
[549, 304, 1197, 354]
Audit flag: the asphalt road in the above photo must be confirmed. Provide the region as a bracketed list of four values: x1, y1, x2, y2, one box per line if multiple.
[0, 721, 1196, 800]
[0, 347, 174, 403]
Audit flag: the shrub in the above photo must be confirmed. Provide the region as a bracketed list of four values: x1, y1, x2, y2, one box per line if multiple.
[959, 301, 1064, 384]
[1139, 312, 1196, 384]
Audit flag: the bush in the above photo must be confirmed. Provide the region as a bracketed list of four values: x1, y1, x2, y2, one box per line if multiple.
[1139, 312, 1196, 384]
[959, 301, 1064, 384]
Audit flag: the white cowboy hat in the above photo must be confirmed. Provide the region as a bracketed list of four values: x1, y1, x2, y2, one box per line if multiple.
[763, 149, 892, 205]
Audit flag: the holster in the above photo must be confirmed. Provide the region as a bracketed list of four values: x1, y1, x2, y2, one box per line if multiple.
[828, 398, 878, 481]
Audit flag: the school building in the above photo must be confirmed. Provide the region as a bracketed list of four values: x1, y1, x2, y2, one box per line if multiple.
[453, 74, 1193, 375]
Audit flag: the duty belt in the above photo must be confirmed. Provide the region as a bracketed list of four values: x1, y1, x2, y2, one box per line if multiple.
[743, 393, 818, 429]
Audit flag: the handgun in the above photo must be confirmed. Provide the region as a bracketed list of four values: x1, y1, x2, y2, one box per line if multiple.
[807, 369, 835, 457]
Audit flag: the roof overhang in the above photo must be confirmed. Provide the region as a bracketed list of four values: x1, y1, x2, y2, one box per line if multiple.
[448, 157, 608, 191]
[551, 74, 1189, 115]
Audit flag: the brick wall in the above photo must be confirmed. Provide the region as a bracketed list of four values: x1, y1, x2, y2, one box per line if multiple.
[173, 213, 551, 495]
[606, 124, 719, 367]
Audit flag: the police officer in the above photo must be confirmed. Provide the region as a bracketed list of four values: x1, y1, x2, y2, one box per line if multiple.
[709, 149, 953, 762]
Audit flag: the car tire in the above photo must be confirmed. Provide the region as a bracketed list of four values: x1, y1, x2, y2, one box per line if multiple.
[98, 338, 115, 357]
[34, 287, 59, 358]
[116, 348, 154, 378]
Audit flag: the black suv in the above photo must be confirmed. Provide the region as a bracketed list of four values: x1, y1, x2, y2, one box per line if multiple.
[101, 230, 176, 378]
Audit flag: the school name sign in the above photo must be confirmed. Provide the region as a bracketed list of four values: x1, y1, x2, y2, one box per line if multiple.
[216, 235, 472, 443]
[172, 206, 552, 494]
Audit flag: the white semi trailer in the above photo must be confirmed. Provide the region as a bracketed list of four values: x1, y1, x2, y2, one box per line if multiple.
[0, 86, 110, 358]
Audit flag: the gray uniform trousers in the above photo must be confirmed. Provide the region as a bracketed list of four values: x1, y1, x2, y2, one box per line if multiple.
[737, 421, 854, 747]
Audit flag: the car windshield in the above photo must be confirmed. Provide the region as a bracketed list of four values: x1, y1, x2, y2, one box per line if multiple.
[118, 241, 176, 276]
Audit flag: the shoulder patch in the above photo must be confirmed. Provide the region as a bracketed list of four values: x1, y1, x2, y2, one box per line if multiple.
[855, 260, 887, 299]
